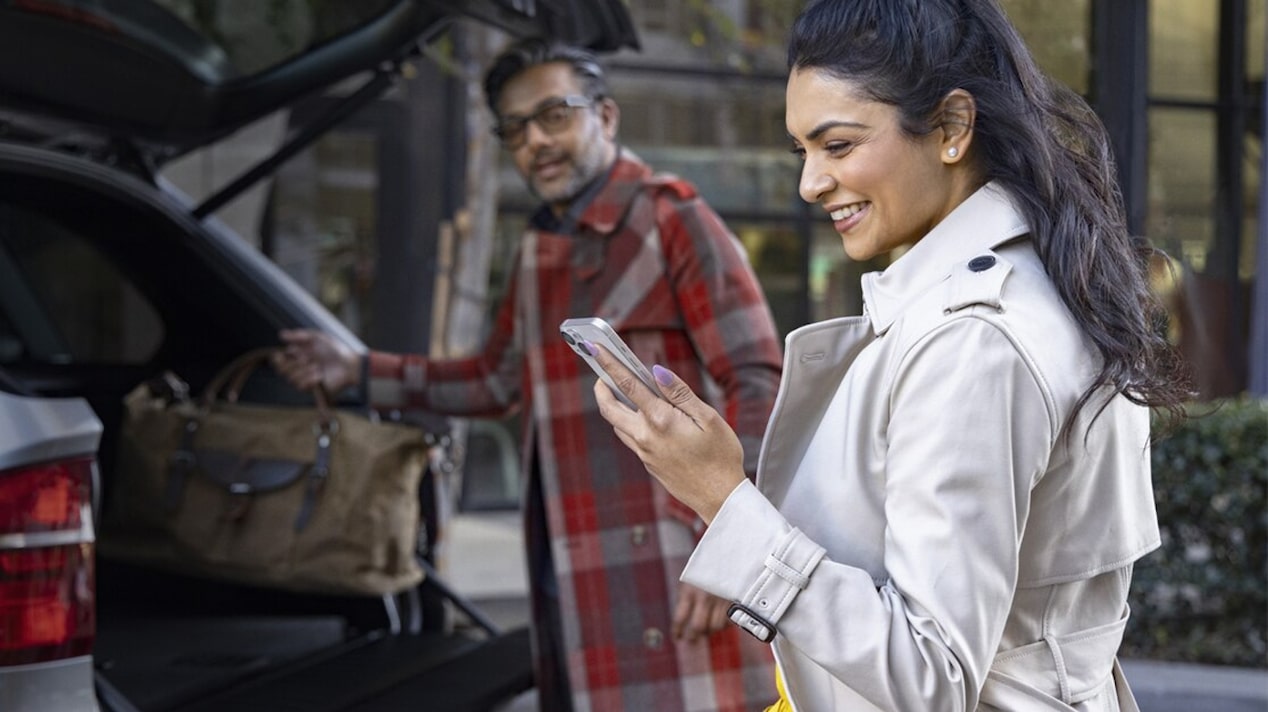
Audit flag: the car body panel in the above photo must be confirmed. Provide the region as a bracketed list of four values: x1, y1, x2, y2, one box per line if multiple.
[0, 389, 102, 470]
[0, 0, 638, 158]
[0, 387, 102, 712]
[0, 657, 99, 712]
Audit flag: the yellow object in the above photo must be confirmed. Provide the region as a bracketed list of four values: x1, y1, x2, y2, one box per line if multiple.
[764, 665, 793, 712]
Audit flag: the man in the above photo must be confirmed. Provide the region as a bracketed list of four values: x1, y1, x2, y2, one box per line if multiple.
[273, 39, 781, 711]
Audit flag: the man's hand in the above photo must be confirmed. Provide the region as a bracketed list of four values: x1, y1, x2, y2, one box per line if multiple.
[673, 582, 731, 643]
[273, 329, 361, 392]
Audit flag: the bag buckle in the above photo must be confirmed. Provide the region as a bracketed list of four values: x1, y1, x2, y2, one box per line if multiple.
[313, 419, 339, 438]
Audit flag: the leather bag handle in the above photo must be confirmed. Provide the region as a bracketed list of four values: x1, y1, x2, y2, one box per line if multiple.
[200, 348, 335, 427]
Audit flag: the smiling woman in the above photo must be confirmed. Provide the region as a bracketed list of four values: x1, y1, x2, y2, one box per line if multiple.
[589, 1, 1192, 710]
[786, 71, 980, 262]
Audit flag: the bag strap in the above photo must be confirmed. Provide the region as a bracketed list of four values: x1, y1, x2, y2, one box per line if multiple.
[200, 348, 335, 427]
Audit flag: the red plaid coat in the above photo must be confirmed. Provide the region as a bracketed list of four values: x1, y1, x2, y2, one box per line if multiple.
[367, 152, 782, 711]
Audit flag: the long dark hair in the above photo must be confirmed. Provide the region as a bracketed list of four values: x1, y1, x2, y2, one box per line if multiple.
[788, 0, 1189, 427]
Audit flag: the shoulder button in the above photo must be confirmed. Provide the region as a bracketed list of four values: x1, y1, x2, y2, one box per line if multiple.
[968, 255, 996, 272]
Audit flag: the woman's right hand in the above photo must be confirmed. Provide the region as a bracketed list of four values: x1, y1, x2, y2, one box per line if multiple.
[273, 328, 361, 392]
[588, 343, 748, 525]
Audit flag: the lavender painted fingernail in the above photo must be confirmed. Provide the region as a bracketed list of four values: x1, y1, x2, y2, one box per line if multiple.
[582, 340, 598, 356]
[653, 364, 674, 385]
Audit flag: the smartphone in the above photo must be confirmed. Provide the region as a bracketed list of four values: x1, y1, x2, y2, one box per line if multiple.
[559, 317, 662, 409]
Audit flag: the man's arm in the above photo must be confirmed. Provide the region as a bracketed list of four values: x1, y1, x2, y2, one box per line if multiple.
[367, 268, 525, 417]
[276, 261, 526, 418]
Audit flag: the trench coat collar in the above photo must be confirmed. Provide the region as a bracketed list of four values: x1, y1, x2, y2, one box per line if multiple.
[861, 181, 1030, 335]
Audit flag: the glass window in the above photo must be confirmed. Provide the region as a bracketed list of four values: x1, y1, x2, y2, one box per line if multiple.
[1245, 0, 1265, 283]
[0, 205, 162, 365]
[732, 222, 804, 336]
[808, 225, 891, 325]
[742, 1, 804, 74]
[1145, 0, 1263, 399]
[1000, 0, 1091, 94]
[631, 146, 801, 217]
[272, 129, 380, 336]
[1147, 109, 1217, 270]
[1150, 0, 1219, 100]
[151, 0, 399, 75]
[1242, 133, 1262, 281]
[1251, 0, 1267, 79]
[637, 0, 676, 33]
[612, 71, 788, 150]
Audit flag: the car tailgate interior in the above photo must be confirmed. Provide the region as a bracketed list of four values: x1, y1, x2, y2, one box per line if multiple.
[94, 559, 532, 712]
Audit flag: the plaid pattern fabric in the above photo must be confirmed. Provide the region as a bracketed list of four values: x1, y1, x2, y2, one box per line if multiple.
[367, 152, 782, 711]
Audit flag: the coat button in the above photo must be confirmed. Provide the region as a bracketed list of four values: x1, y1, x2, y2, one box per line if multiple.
[968, 255, 996, 272]
[631, 525, 647, 546]
[643, 627, 664, 649]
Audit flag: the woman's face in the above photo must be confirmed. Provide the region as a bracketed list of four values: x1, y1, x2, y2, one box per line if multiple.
[786, 67, 968, 262]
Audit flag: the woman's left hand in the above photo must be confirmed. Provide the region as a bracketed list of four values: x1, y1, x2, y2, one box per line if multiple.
[588, 343, 747, 524]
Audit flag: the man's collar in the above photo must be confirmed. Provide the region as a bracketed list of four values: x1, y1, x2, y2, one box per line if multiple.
[574, 148, 652, 235]
[861, 182, 1030, 334]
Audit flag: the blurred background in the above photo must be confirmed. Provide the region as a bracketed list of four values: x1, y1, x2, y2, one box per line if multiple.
[163, 0, 1266, 401]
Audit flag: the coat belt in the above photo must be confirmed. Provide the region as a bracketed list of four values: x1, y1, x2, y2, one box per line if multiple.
[981, 607, 1136, 710]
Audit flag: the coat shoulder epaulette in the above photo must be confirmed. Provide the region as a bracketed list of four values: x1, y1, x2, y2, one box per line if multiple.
[942, 250, 1012, 315]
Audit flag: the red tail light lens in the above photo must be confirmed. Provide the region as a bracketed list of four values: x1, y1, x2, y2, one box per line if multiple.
[0, 457, 96, 665]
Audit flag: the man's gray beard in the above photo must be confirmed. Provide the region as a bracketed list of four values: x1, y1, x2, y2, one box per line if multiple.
[530, 144, 608, 205]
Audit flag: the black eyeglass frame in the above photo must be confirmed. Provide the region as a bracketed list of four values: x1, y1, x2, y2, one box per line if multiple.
[492, 94, 596, 149]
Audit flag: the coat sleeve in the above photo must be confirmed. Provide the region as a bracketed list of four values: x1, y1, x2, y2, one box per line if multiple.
[654, 187, 783, 477]
[365, 255, 525, 417]
[683, 316, 1053, 712]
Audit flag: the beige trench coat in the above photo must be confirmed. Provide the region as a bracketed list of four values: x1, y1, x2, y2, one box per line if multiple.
[682, 184, 1160, 711]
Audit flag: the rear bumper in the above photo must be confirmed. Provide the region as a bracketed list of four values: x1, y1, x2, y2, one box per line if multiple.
[0, 655, 99, 712]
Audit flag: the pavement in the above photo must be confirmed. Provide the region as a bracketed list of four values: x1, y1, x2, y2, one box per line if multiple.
[441, 510, 1268, 712]
[439, 510, 536, 712]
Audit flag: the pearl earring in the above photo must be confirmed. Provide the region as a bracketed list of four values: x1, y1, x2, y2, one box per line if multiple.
[947, 147, 959, 158]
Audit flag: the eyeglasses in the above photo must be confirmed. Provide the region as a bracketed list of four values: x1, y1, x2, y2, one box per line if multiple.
[493, 95, 595, 149]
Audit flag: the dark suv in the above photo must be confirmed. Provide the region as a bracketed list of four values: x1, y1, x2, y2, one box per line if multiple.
[0, 2, 636, 710]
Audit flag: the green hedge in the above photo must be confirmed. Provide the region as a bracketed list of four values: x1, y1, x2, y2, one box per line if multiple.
[1120, 397, 1268, 667]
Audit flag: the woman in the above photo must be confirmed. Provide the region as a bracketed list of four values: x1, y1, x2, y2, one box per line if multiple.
[587, 0, 1189, 710]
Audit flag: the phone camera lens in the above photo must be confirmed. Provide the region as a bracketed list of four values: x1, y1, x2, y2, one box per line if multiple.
[562, 331, 576, 346]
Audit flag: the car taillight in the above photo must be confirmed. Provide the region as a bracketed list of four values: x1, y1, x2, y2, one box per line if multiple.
[0, 456, 96, 666]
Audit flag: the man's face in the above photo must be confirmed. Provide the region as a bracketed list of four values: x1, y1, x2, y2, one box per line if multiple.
[495, 62, 618, 212]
